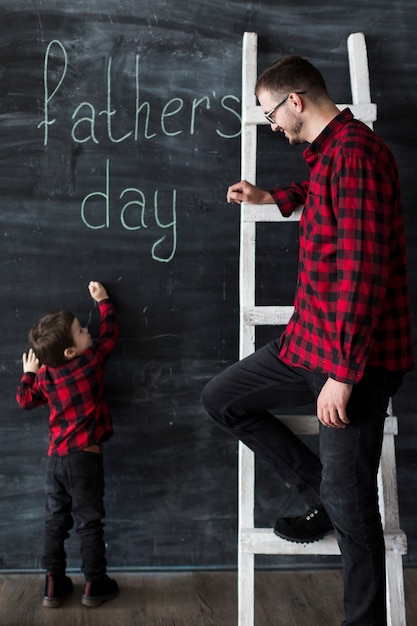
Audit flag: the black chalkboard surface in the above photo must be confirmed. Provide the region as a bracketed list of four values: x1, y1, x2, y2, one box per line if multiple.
[2, 0, 417, 571]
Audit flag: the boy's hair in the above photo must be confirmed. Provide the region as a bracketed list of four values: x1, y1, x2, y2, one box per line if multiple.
[29, 310, 75, 368]
[255, 55, 329, 101]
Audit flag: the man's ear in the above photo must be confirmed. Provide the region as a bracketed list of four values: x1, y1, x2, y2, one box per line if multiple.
[64, 346, 76, 360]
[289, 91, 304, 112]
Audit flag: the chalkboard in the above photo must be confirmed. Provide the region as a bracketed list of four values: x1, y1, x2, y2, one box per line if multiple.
[1, 0, 417, 572]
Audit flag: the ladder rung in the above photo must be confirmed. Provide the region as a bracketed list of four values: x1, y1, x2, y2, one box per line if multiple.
[241, 203, 303, 222]
[242, 306, 293, 326]
[243, 103, 377, 126]
[277, 415, 319, 435]
[277, 414, 398, 436]
[239, 528, 407, 556]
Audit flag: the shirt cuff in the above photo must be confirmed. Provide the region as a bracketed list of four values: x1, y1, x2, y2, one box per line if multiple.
[329, 353, 363, 385]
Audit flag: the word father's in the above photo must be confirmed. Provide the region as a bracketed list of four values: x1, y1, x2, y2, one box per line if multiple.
[37, 40, 241, 262]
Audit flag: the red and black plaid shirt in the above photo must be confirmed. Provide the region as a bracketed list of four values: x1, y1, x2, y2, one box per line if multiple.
[270, 109, 413, 384]
[16, 300, 118, 456]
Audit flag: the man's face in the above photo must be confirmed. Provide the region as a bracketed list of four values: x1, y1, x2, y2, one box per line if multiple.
[258, 89, 304, 146]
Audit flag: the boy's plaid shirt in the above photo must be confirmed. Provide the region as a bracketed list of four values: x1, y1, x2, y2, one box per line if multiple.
[16, 300, 119, 455]
[270, 109, 413, 384]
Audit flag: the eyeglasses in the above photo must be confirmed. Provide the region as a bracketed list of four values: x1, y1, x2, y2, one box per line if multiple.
[264, 91, 306, 124]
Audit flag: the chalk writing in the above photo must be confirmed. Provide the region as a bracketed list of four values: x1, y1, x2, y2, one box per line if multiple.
[37, 40, 240, 262]
[38, 40, 241, 146]
[81, 159, 177, 263]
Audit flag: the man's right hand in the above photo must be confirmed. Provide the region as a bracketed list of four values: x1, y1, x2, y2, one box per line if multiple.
[226, 179, 275, 205]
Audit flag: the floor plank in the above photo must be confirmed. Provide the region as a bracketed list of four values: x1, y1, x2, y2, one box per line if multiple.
[0, 569, 415, 625]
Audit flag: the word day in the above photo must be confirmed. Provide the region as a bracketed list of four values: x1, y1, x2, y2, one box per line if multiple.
[38, 40, 241, 147]
[81, 159, 177, 264]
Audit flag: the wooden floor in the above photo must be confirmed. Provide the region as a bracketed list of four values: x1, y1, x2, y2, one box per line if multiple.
[1, 569, 416, 625]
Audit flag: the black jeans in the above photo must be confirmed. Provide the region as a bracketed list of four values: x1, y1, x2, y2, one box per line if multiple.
[43, 450, 107, 582]
[201, 339, 403, 626]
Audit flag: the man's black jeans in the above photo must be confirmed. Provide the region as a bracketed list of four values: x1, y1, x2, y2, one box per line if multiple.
[201, 339, 403, 626]
[43, 450, 107, 582]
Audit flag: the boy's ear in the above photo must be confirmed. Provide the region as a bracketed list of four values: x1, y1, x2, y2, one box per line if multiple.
[64, 346, 76, 360]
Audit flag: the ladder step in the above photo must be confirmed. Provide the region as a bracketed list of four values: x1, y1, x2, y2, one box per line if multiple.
[241, 203, 302, 222]
[243, 102, 377, 126]
[277, 414, 398, 436]
[242, 306, 294, 326]
[240, 528, 407, 556]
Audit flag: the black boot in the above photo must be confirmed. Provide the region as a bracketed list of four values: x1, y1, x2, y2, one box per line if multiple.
[43, 572, 73, 608]
[274, 505, 333, 543]
[81, 575, 119, 607]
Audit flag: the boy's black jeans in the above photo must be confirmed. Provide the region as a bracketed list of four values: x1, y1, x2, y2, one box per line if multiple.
[43, 450, 107, 582]
[201, 339, 403, 626]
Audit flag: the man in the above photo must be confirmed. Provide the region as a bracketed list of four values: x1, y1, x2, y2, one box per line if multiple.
[201, 55, 413, 625]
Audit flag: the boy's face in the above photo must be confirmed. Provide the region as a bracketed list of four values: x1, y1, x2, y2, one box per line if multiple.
[69, 317, 93, 355]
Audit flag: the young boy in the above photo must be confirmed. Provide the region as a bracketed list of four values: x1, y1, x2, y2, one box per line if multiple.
[16, 281, 119, 609]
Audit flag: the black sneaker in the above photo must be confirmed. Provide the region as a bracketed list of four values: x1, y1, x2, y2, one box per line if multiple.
[81, 575, 119, 607]
[274, 505, 333, 543]
[43, 573, 73, 608]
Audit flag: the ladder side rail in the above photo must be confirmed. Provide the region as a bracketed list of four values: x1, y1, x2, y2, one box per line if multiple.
[378, 431, 403, 528]
[379, 421, 408, 626]
[239, 30, 258, 544]
[377, 401, 401, 530]
[347, 34, 407, 624]
[241, 32, 258, 186]
[386, 550, 408, 626]
[347, 32, 371, 104]
[347, 32, 374, 129]
[240, 32, 259, 358]
[239, 214, 257, 356]
[238, 32, 258, 626]
[238, 550, 255, 626]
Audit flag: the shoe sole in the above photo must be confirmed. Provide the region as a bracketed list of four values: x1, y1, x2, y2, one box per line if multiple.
[273, 528, 334, 543]
[43, 596, 65, 608]
[81, 591, 119, 608]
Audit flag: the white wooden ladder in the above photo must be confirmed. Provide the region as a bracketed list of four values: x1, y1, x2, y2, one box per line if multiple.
[238, 31, 407, 626]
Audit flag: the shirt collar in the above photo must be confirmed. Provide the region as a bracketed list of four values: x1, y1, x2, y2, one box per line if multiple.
[303, 108, 354, 163]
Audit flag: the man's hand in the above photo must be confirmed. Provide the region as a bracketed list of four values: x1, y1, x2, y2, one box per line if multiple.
[88, 281, 109, 302]
[22, 348, 40, 374]
[317, 378, 353, 428]
[227, 179, 275, 205]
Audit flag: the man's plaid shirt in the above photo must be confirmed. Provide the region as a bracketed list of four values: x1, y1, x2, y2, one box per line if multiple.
[16, 299, 118, 455]
[270, 109, 413, 384]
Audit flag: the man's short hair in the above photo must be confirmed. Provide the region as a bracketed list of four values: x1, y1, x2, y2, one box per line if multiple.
[255, 55, 328, 101]
[29, 310, 75, 368]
